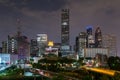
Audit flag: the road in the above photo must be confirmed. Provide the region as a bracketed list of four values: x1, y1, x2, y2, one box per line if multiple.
[30, 68, 79, 80]
[81, 66, 120, 76]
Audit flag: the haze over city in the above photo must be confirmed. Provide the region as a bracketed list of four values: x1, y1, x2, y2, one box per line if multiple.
[0, 0, 120, 55]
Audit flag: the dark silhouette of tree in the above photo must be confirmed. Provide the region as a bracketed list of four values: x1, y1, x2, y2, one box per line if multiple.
[107, 56, 120, 70]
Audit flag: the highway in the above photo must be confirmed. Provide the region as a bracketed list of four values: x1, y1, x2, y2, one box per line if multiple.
[30, 68, 80, 80]
[81, 66, 120, 76]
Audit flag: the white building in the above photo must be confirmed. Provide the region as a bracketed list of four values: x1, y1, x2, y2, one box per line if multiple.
[37, 34, 48, 56]
[81, 48, 109, 58]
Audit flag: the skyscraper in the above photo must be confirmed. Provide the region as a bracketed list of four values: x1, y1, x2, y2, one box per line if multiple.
[95, 27, 102, 48]
[102, 34, 117, 56]
[60, 9, 70, 56]
[61, 9, 69, 45]
[8, 35, 17, 54]
[86, 26, 95, 48]
[36, 34, 48, 56]
[30, 39, 38, 57]
[76, 32, 87, 57]
[2, 41, 8, 53]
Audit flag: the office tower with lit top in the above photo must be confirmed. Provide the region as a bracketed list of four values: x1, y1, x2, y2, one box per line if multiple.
[95, 27, 102, 48]
[76, 32, 87, 57]
[61, 9, 69, 45]
[61, 9, 70, 56]
[37, 34, 48, 57]
[86, 26, 95, 48]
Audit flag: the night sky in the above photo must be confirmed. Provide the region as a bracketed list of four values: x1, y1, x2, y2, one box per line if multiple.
[0, 0, 120, 56]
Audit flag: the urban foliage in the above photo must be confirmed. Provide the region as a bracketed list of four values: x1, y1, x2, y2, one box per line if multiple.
[107, 56, 120, 71]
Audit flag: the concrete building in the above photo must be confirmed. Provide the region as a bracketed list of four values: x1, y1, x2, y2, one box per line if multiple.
[81, 48, 109, 58]
[102, 34, 117, 57]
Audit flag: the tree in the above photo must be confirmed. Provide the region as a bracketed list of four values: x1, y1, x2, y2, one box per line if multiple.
[107, 56, 120, 70]
[52, 74, 65, 80]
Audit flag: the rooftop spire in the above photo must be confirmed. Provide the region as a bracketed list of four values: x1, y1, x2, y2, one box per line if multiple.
[16, 18, 22, 36]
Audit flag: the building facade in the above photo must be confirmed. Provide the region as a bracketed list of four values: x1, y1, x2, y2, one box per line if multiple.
[76, 32, 87, 57]
[36, 34, 48, 57]
[0, 53, 18, 66]
[61, 9, 70, 56]
[95, 27, 102, 48]
[82, 48, 108, 58]
[61, 9, 70, 45]
[2, 32, 30, 60]
[8, 35, 17, 54]
[86, 26, 95, 48]
[2, 41, 8, 53]
[102, 34, 117, 56]
[30, 39, 38, 57]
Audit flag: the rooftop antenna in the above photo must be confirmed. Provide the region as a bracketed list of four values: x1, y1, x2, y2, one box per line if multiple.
[16, 18, 22, 36]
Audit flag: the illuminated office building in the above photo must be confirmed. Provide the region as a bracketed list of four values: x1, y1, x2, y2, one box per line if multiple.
[61, 9, 71, 56]
[86, 26, 95, 48]
[75, 32, 87, 57]
[61, 9, 69, 45]
[8, 35, 17, 54]
[36, 34, 48, 56]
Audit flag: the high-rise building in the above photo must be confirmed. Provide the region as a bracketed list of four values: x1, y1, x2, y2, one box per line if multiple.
[16, 18, 30, 60]
[2, 41, 8, 53]
[61, 9, 69, 45]
[95, 27, 102, 48]
[30, 39, 38, 57]
[8, 35, 17, 54]
[75, 32, 87, 57]
[36, 34, 48, 56]
[102, 34, 117, 56]
[0, 47, 2, 53]
[1, 19, 30, 60]
[16, 34, 30, 60]
[60, 9, 70, 57]
[86, 26, 95, 48]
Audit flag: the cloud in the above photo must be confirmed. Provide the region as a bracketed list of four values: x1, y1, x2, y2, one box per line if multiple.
[0, 0, 68, 12]
[0, 0, 9, 4]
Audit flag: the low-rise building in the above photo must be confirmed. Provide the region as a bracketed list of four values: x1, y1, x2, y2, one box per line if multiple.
[0, 53, 18, 66]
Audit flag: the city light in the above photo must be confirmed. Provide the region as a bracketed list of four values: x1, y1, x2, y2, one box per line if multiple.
[87, 67, 115, 76]
[48, 41, 54, 47]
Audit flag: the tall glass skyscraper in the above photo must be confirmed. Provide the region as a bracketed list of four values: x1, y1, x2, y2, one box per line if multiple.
[61, 9, 69, 45]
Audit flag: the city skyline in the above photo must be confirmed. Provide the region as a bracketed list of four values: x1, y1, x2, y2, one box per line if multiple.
[0, 0, 120, 56]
